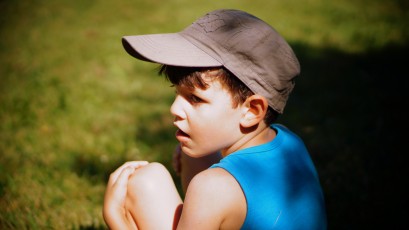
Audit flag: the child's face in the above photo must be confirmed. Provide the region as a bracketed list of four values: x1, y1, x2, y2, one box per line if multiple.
[170, 73, 244, 158]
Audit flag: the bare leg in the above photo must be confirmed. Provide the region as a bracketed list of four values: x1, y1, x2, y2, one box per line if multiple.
[126, 162, 183, 230]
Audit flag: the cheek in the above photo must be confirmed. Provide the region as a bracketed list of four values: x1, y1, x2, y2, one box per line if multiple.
[194, 109, 241, 142]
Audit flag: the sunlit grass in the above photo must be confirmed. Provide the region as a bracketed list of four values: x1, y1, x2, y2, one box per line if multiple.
[0, 0, 407, 228]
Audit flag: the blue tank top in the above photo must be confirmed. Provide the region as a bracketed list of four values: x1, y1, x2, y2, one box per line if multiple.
[211, 124, 327, 229]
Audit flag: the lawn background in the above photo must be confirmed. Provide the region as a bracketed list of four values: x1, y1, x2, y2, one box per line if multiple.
[0, 0, 408, 229]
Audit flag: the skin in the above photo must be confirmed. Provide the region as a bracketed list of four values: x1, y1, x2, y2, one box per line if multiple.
[174, 144, 223, 193]
[103, 72, 277, 229]
[103, 161, 148, 230]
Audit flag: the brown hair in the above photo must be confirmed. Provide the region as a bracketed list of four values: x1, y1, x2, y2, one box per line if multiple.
[159, 65, 278, 125]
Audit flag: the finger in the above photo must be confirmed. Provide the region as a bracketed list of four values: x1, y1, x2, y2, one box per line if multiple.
[109, 161, 149, 185]
[119, 161, 149, 172]
[105, 166, 135, 208]
[113, 166, 135, 188]
[111, 161, 149, 182]
[126, 210, 138, 230]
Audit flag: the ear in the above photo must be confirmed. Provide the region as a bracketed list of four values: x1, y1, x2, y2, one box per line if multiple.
[240, 94, 269, 128]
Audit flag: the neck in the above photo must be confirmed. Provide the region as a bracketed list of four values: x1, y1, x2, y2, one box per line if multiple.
[221, 124, 276, 157]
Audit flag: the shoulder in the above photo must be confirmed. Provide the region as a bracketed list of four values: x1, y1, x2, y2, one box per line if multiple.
[190, 167, 234, 186]
[187, 167, 241, 201]
[178, 168, 246, 229]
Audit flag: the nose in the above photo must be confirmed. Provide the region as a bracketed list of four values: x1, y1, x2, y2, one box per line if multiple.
[170, 95, 186, 121]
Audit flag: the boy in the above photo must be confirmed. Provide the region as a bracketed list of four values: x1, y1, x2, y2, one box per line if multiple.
[103, 9, 327, 229]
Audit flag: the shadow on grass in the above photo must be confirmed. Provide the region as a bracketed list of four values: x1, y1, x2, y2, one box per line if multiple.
[280, 42, 408, 229]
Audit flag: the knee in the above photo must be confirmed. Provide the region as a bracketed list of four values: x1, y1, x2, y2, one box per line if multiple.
[127, 162, 171, 196]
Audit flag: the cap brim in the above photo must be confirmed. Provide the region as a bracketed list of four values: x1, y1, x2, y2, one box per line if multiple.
[122, 33, 222, 67]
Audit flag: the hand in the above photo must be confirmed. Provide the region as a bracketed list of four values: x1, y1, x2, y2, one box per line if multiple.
[103, 161, 149, 230]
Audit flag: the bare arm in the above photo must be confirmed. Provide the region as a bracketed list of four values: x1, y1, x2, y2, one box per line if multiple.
[177, 168, 246, 230]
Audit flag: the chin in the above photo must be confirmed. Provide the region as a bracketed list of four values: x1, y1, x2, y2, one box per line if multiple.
[181, 146, 208, 158]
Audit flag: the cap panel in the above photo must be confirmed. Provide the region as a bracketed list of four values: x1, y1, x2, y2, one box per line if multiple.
[179, 9, 300, 113]
[122, 34, 222, 67]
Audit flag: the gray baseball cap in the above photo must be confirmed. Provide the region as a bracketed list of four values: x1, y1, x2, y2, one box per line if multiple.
[122, 9, 300, 114]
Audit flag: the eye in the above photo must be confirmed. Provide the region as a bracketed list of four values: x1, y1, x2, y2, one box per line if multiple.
[188, 94, 203, 104]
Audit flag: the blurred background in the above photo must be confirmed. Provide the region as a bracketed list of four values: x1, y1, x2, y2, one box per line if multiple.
[0, 0, 407, 229]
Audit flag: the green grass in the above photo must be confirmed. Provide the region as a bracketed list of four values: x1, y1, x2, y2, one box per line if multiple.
[0, 0, 407, 229]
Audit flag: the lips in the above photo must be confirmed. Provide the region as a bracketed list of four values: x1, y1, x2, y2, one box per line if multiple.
[176, 129, 189, 137]
[175, 129, 190, 142]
